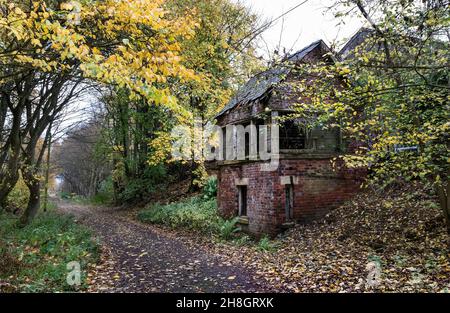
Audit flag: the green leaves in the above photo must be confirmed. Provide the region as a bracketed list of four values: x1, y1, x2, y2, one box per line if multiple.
[0, 210, 99, 292]
[290, 1, 449, 188]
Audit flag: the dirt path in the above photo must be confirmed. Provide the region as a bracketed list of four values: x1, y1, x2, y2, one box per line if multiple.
[58, 201, 272, 293]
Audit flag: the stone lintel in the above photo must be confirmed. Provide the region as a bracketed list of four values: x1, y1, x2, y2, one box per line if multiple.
[235, 178, 249, 186]
[280, 176, 299, 185]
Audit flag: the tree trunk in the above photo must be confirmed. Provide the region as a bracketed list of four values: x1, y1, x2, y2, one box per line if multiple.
[0, 106, 23, 207]
[436, 179, 450, 250]
[0, 170, 20, 210]
[19, 178, 41, 226]
[188, 161, 201, 193]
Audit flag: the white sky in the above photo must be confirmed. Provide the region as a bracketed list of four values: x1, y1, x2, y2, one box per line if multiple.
[239, 0, 365, 57]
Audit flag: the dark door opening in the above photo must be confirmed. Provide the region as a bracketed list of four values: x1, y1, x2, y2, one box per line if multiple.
[285, 184, 294, 221]
[238, 186, 247, 216]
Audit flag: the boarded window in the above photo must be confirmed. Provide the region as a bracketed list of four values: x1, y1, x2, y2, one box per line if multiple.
[285, 184, 294, 221]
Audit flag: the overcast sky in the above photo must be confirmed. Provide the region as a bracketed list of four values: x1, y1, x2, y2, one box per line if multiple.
[239, 0, 365, 57]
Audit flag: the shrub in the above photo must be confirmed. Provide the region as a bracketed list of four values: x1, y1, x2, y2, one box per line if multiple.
[218, 217, 240, 240]
[138, 196, 248, 241]
[118, 165, 166, 203]
[5, 175, 29, 213]
[192, 164, 208, 188]
[0, 211, 99, 292]
[60, 191, 71, 199]
[203, 176, 218, 200]
[257, 235, 277, 252]
[91, 177, 114, 205]
[138, 196, 221, 234]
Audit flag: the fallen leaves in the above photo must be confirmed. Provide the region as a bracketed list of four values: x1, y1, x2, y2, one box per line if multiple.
[61, 182, 450, 293]
[201, 183, 450, 292]
[60, 201, 272, 293]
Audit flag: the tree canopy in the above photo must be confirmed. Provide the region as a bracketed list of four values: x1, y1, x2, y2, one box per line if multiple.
[288, 0, 449, 232]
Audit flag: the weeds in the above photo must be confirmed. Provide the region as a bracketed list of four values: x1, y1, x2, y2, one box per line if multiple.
[138, 196, 221, 234]
[257, 235, 278, 252]
[218, 217, 240, 240]
[0, 211, 99, 292]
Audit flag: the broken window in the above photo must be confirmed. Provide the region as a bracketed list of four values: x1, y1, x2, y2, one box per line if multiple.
[238, 186, 247, 216]
[279, 118, 307, 150]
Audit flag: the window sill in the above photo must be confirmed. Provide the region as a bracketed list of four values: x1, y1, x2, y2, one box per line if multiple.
[237, 216, 249, 225]
[281, 221, 295, 229]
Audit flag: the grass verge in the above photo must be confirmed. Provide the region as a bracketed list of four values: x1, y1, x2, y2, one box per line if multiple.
[0, 208, 99, 292]
[138, 196, 244, 239]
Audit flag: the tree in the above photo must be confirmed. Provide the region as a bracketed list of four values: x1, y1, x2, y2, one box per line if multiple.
[55, 120, 110, 198]
[150, 0, 267, 189]
[289, 0, 449, 241]
[0, 0, 197, 223]
[98, 89, 170, 203]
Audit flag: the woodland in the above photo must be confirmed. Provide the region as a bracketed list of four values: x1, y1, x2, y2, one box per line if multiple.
[0, 0, 448, 293]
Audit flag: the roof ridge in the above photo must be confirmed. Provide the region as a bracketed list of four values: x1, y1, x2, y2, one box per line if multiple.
[285, 39, 323, 62]
[215, 39, 329, 118]
[338, 27, 373, 56]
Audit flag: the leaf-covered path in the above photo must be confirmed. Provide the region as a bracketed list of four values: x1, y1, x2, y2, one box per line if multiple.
[58, 201, 272, 293]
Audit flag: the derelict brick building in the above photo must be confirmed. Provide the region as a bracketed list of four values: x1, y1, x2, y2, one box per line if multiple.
[214, 38, 365, 236]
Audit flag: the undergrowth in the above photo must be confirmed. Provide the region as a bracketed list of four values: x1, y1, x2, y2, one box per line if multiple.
[0, 210, 99, 292]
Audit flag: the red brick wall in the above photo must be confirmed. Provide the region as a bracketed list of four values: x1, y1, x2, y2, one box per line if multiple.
[218, 158, 363, 236]
[218, 163, 283, 235]
[278, 159, 361, 223]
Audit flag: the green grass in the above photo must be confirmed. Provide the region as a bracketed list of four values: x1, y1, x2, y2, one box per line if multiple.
[138, 196, 242, 239]
[0, 209, 99, 292]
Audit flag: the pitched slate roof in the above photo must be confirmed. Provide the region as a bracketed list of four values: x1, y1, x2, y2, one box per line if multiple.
[216, 40, 327, 118]
[338, 28, 374, 60]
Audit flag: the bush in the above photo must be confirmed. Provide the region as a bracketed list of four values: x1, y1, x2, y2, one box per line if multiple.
[203, 176, 218, 200]
[118, 165, 167, 203]
[60, 191, 71, 199]
[0, 211, 99, 292]
[218, 217, 240, 240]
[257, 235, 277, 252]
[138, 196, 221, 234]
[91, 177, 114, 205]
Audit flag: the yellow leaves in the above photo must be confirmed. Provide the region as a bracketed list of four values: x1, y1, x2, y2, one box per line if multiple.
[360, 56, 369, 63]
[148, 132, 173, 165]
[338, 66, 350, 75]
[61, 2, 74, 11]
[106, 54, 117, 63]
[14, 7, 24, 16]
[2, 0, 198, 127]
